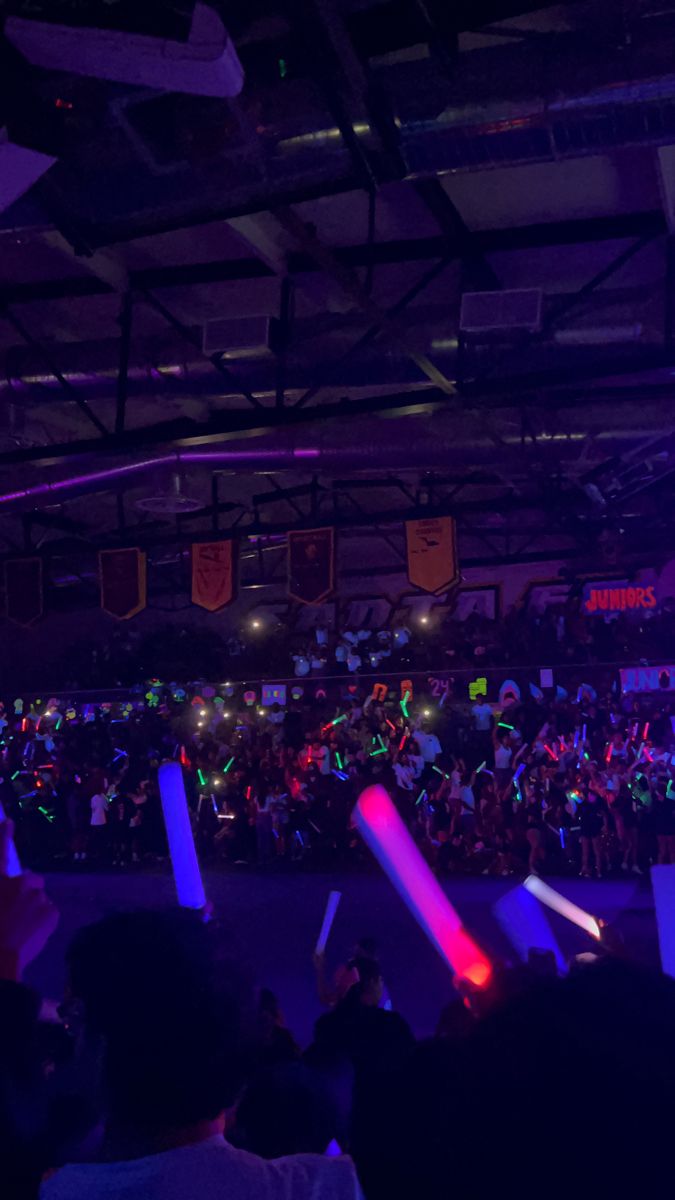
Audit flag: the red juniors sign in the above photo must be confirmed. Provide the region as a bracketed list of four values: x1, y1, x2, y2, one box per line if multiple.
[583, 583, 657, 615]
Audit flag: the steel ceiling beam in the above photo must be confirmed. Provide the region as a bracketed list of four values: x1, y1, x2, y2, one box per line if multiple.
[0, 213, 662, 307]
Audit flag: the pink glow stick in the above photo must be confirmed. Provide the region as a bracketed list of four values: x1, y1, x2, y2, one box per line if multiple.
[354, 785, 492, 987]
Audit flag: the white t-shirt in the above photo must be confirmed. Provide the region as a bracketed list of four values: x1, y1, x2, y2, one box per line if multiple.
[495, 744, 513, 769]
[312, 745, 331, 776]
[393, 763, 414, 791]
[472, 703, 493, 732]
[460, 785, 475, 812]
[90, 794, 108, 826]
[41, 1136, 361, 1200]
[415, 732, 442, 763]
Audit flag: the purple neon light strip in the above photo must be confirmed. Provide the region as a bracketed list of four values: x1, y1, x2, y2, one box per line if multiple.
[0, 447, 321, 507]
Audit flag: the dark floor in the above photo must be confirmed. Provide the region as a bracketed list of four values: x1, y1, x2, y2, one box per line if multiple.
[31, 867, 658, 1044]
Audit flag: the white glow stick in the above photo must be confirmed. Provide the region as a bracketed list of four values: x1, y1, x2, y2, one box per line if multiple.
[523, 874, 601, 940]
[0, 799, 21, 877]
[315, 889, 341, 954]
[159, 761, 206, 909]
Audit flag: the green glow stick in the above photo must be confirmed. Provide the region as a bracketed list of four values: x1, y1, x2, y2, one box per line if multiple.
[197, 769, 207, 787]
[223, 756, 235, 774]
[370, 747, 388, 757]
[400, 690, 410, 718]
[11, 771, 19, 780]
[335, 752, 343, 770]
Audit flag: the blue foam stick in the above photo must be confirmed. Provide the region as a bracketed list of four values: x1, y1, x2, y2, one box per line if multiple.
[159, 762, 206, 910]
[651, 864, 675, 978]
[494, 884, 566, 974]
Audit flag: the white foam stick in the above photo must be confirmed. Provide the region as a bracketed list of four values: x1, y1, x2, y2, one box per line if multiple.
[159, 761, 206, 910]
[523, 874, 601, 940]
[494, 884, 566, 973]
[651, 865, 675, 978]
[0, 799, 22, 878]
[315, 890, 342, 954]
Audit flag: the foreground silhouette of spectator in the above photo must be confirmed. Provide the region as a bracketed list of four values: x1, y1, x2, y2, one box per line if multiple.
[42, 910, 360, 1200]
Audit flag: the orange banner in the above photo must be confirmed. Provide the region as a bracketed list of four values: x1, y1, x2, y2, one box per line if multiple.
[99, 548, 146, 620]
[405, 516, 459, 595]
[191, 541, 235, 612]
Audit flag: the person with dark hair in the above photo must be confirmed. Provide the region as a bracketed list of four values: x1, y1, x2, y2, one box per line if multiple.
[42, 910, 360, 1200]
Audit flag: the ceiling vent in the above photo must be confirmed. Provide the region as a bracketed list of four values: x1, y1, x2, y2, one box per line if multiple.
[460, 289, 543, 339]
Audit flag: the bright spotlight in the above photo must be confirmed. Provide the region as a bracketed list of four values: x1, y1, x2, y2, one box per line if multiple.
[200, 709, 207, 716]
[251, 619, 261, 629]
[419, 614, 429, 625]
[423, 709, 431, 717]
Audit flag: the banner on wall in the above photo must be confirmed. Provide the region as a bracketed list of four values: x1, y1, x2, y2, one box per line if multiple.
[620, 665, 675, 694]
[583, 581, 657, 615]
[191, 540, 235, 612]
[5, 558, 43, 625]
[288, 527, 334, 605]
[405, 516, 459, 595]
[99, 548, 146, 620]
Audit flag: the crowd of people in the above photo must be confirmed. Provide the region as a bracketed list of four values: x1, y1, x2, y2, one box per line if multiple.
[3, 674, 675, 884]
[49, 584, 675, 691]
[3, 814, 675, 1199]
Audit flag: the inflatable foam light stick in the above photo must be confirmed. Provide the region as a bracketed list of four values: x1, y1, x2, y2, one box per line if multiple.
[354, 785, 493, 987]
[652, 865, 675, 977]
[523, 874, 601, 940]
[0, 799, 21, 877]
[159, 761, 206, 910]
[315, 890, 341, 954]
[494, 884, 566, 974]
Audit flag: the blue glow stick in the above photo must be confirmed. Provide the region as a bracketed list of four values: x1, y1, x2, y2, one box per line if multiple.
[158, 762, 206, 910]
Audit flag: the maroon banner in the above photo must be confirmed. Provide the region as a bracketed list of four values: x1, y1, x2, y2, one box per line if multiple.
[288, 527, 334, 605]
[192, 541, 235, 611]
[5, 558, 43, 625]
[99, 548, 146, 620]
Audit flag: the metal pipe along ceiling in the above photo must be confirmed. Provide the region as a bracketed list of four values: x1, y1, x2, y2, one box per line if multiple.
[0, 429, 653, 512]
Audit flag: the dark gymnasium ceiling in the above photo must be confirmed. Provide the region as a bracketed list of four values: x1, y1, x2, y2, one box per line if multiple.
[1, 0, 675, 605]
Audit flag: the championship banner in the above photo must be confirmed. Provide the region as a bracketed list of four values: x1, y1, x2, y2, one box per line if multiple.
[405, 516, 459, 595]
[288, 527, 334, 605]
[191, 540, 235, 612]
[99, 548, 146, 620]
[5, 557, 43, 625]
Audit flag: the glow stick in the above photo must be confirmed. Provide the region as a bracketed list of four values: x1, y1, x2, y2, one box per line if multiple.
[494, 884, 566, 973]
[581, 724, 587, 743]
[354, 785, 492, 987]
[370, 747, 388, 757]
[651, 865, 675, 977]
[544, 744, 559, 762]
[400, 691, 410, 718]
[315, 890, 341, 954]
[335, 752, 343, 770]
[498, 722, 514, 730]
[398, 734, 408, 751]
[0, 799, 21, 877]
[643, 722, 650, 741]
[523, 874, 601, 940]
[386, 719, 396, 732]
[513, 763, 526, 782]
[415, 789, 427, 806]
[197, 768, 207, 787]
[222, 756, 235, 773]
[476, 761, 486, 775]
[158, 762, 206, 910]
[573, 729, 579, 750]
[605, 743, 612, 765]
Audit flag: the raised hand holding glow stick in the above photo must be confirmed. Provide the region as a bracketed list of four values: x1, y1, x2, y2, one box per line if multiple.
[315, 889, 341, 955]
[354, 784, 492, 987]
[159, 761, 206, 910]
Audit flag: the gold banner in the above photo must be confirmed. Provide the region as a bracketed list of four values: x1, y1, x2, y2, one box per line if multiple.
[405, 516, 459, 595]
[191, 541, 235, 612]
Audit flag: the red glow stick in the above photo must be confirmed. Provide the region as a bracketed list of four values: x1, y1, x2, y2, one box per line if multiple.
[354, 785, 492, 988]
[605, 743, 613, 764]
[386, 719, 396, 732]
[398, 734, 408, 751]
[643, 722, 650, 741]
[544, 744, 558, 762]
